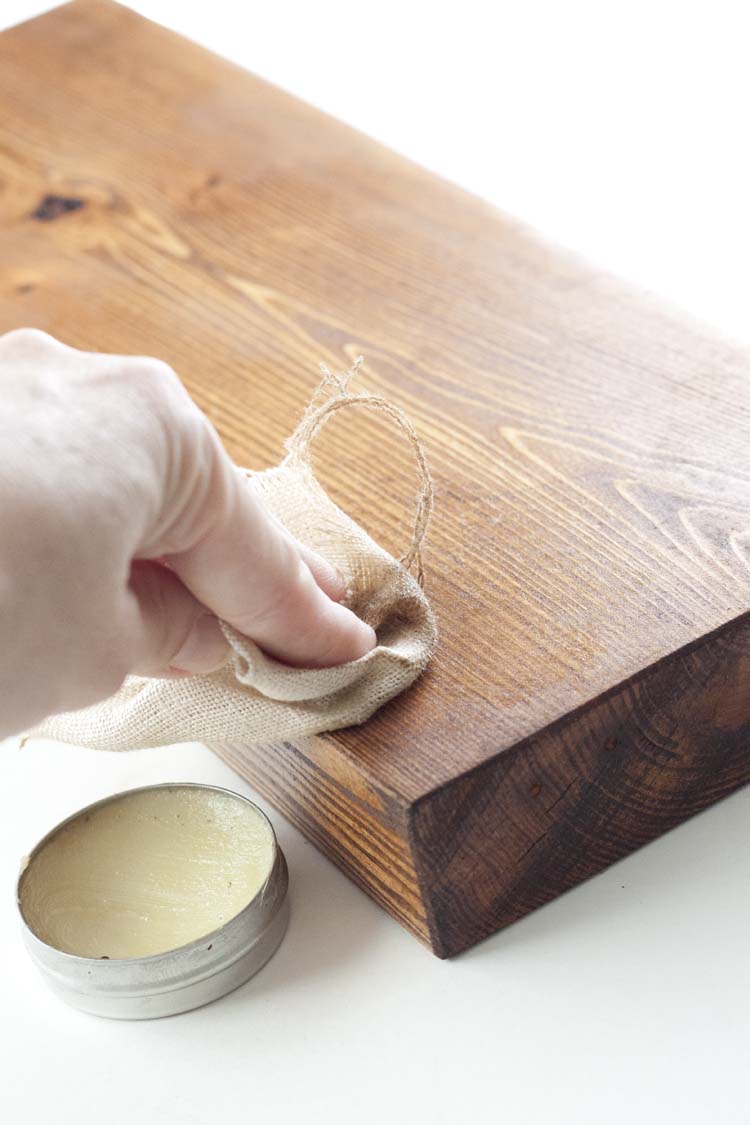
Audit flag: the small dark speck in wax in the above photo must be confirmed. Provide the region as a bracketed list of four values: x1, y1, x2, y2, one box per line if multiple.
[100, 955, 110, 960]
[31, 195, 86, 222]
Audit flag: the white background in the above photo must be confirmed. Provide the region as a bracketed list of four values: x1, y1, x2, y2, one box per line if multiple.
[1, 2, 749, 1122]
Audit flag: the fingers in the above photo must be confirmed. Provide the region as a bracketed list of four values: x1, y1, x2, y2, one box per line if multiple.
[71, 346, 374, 672]
[262, 509, 347, 603]
[0, 327, 66, 356]
[162, 464, 376, 669]
[297, 542, 347, 601]
[125, 561, 230, 676]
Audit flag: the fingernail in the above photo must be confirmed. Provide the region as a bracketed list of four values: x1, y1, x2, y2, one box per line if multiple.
[354, 621, 378, 657]
[170, 614, 230, 675]
[332, 564, 347, 587]
[333, 566, 351, 603]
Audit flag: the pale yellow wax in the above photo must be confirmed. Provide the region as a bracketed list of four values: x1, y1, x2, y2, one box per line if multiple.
[19, 787, 275, 960]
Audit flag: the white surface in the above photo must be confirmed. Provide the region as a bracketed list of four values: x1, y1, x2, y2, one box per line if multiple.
[2, 740, 749, 1125]
[2, 2, 750, 1122]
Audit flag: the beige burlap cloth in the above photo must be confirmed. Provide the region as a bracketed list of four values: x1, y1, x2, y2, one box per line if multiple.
[32, 362, 437, 751]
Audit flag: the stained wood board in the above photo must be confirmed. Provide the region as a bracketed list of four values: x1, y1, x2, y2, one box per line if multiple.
[2, 0, 750, 956]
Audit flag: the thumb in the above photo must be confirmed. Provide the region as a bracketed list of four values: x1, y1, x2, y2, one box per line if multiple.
[160, 454, 376, 669]
[125, 561, 230, 676]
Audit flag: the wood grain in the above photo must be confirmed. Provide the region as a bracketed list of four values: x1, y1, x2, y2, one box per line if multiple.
[2, 0, 750, 955]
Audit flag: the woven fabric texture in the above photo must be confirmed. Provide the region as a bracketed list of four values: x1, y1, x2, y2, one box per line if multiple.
[32, 366, 436, 751]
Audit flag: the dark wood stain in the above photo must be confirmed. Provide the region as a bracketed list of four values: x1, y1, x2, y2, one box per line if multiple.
[2, 0, 750, 957]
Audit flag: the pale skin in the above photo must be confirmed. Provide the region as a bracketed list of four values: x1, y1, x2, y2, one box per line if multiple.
[0, 329, 376, 740]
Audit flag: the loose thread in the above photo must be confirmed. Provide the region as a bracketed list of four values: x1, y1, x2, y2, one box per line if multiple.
[284, 358, 433, 582]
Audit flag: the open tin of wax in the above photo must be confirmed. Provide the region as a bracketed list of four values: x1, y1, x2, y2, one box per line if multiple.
[16, 783, 289, 1019]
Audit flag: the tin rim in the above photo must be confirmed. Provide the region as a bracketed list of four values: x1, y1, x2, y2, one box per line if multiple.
[16, 782, 282, 967]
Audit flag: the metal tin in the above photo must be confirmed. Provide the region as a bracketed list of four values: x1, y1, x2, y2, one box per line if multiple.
[16, 783, 289, 1020]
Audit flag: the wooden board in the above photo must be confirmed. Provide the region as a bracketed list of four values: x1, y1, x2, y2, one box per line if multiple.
[3, 0, 750, 957]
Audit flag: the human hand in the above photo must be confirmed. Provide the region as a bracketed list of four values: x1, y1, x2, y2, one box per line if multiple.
[0, 329, 376, 737]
